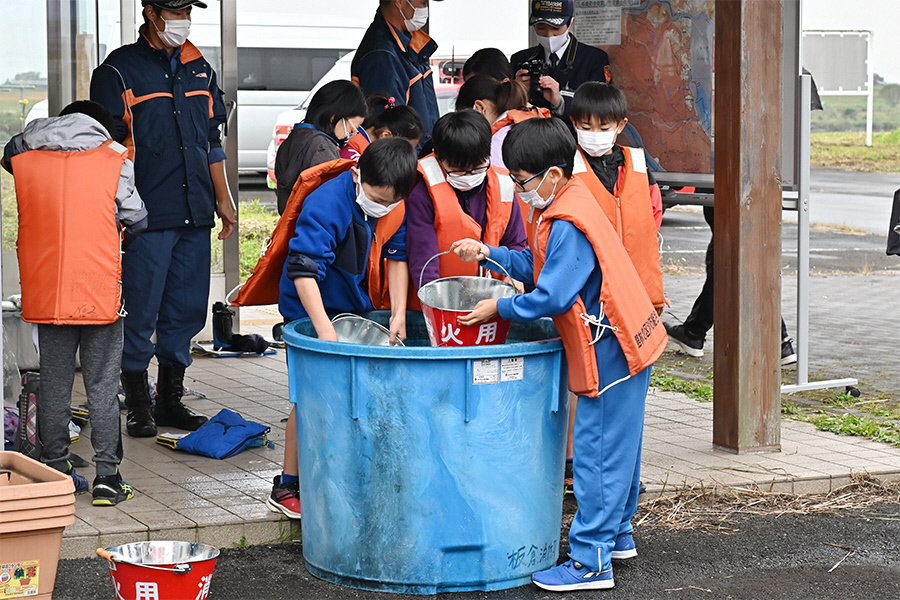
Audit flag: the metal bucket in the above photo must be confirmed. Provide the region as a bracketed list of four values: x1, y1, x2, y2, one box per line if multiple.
[331, 313, 404, 346]
[97, 541, 219, 600]
[417, 252, 516, 347]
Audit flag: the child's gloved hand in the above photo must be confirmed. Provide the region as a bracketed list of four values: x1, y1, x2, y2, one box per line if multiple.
[451, 239, 489, 262]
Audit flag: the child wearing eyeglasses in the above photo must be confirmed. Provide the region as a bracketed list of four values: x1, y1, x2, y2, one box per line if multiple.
[405, 109, 527, 291]
[451, 116, 667, 592]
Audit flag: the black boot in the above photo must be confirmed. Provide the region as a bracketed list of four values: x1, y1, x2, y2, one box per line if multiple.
[121, 370, 157, 437]
[153, 364, 208, 431]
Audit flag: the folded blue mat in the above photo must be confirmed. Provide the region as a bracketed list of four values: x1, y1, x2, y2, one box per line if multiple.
[175, 409, 271, 459]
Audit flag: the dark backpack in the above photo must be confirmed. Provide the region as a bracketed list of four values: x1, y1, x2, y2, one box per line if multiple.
[15, 372, 41, 460]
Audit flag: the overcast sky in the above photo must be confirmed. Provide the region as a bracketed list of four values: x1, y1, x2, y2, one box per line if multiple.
[802, 0, 900, 83]
[2, 2, 898, 84]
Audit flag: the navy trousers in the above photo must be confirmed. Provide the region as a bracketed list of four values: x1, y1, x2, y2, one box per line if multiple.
[121, 227, 211, 372]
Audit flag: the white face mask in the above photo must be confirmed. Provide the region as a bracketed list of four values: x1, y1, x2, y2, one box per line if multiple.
[154, 17, 191, 48]
[355, 185, 395, 219]
[518, 170, 557, 210]
[577, 128, 619, 157]
[536, 31, 568, 56]
[402, 0, 428, 32]
[446, 171, 487, 192]
[337, 118, 353, 148]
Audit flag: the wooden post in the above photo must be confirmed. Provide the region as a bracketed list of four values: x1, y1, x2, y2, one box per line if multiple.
[713, 0, 783, 453]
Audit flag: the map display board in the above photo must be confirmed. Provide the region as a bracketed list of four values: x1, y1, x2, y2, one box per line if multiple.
[573, 0, 715, 174]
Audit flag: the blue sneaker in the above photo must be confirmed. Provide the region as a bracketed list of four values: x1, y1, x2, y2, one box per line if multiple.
[532, 560, 614, 591]
[612, 533, 638, 560]
[66, 466, 89, 495]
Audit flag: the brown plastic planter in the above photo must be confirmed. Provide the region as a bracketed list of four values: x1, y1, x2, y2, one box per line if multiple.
[0, 451, 76, 599]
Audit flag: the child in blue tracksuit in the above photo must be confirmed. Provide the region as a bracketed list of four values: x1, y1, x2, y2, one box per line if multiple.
[267, 137, 419, 519]
[452, 117, 666, 592]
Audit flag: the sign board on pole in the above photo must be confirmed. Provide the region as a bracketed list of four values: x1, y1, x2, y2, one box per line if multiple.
[801, 30, 874, 145]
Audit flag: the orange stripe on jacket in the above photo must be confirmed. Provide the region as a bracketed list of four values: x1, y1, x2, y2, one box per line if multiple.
[185, 89, 214, 118]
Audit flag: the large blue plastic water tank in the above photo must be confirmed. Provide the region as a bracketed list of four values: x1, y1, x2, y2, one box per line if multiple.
[284, 311, 568, 594]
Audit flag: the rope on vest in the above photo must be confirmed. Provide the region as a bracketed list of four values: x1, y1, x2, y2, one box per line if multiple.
[580, 304, 618, 346]
[580, 305, 634, 397]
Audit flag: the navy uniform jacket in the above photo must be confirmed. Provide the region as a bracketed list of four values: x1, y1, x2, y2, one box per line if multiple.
[352, 9, 439, 144]
[511, 34, 610, 125]
[90, 31, 227, 231]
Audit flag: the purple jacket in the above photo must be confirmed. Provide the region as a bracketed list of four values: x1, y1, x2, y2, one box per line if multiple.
[406, 177, 528, 288]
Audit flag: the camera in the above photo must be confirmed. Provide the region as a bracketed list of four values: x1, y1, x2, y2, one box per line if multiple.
[521, 58, 549, 96]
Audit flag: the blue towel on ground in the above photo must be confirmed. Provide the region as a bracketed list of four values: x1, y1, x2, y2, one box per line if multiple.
[175, 409, 271, 459]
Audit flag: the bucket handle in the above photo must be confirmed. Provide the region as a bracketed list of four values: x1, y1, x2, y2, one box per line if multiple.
[96, 548, 193, 575]
[419, 249, 514, 290]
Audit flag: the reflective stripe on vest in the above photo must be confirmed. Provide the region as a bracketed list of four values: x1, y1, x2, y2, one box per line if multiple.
[417, 154, 514, 280]
[532, 177, 666, 397]
[573, 146, 665, 309]
[12, 141, 126, 325]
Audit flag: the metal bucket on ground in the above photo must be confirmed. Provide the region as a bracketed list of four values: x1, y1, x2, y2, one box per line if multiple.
[418, 251, 516, 347]
[97, 541, 219, 600]
[331, 313, 404, 346]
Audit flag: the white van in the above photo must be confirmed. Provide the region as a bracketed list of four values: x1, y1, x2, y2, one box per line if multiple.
[190, 3, 374, 173]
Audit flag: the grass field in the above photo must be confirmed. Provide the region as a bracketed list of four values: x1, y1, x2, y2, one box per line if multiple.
[0, 89, 47, 144]
[811, 85, 900, 133]
[811, 129, 900, 172]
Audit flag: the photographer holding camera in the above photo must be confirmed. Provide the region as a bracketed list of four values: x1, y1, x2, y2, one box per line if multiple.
[512, 0, 611, 126]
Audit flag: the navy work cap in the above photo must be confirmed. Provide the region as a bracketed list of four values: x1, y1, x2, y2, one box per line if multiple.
[142, 0, 208, 9]
[529, 0, 574, 27]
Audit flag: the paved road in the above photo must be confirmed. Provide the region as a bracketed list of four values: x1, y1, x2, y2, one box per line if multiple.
[54, 501, 900, 599]
[660, 206, 899, 276]
[806, 168, 898, 235]
[660, 206, 899, 395]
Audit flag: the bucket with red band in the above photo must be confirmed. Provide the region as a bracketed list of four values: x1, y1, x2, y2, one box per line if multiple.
[97, 541, 219, 600]
[418, 252, 516, 347]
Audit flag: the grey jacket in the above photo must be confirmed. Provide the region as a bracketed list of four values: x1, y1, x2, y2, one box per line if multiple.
[2, 113, 148, 236]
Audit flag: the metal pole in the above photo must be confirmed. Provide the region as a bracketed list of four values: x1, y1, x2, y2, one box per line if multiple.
[220, 0, 240, 325]
[47, 0, 74, 115]
[865, 32, 874, 147]
[781, 75, 858, 394]
[796, 74, 811, 386]
[121, 0, 137, 45]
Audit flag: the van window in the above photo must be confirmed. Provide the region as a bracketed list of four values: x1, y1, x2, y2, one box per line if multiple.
[200, 48, 352, 91]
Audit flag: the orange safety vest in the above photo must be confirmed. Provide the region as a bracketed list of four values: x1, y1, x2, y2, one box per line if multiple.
[531, 177, 667, 397]
[417, 153, 516, 280]
[12, 140, 127, 325]
[490, 107, 551, 136]
[573, 146, 665, 309]
[233, 159, 403, 309]
[346, 131, 371, 158]
[367, 202, 406, 310]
